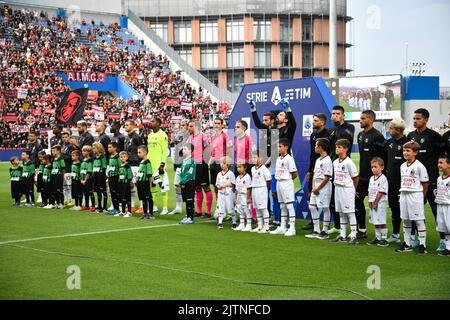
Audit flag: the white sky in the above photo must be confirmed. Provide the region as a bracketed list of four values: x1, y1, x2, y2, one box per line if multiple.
[347, 0, 450, 86]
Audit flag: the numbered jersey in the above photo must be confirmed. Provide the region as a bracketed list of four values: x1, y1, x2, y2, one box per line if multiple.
[216, 170, 235, 195]
[435, 175, 450, 204]
[251, 165, 271, 188]
[368, 174, 388, 203]
[333, 157, 358, 188]
[313, 155, 333, 186]
[275, 154, 297, 181]
[236, 174, 252, 195]
[400, 160, 429, 192]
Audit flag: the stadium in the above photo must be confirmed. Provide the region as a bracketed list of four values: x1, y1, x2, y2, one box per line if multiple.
[0, 0, 449, 304]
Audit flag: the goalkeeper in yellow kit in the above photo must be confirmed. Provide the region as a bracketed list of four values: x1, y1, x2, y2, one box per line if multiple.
[147, 118, 170, 215]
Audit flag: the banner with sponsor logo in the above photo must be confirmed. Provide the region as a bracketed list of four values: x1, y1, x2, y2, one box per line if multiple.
[66, 72, 106, 83]
[229, 77, 337, 220]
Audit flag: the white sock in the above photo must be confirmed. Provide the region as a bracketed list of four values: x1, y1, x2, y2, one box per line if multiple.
[239, 214, 245, 225]
[287, 203, 296, 229]
[231, 213, 236, 225]
[403, 220, 412, 246]
[176, 188, 183, 210]
[375, 228, 381, 240]
[445, 234, 450, 250]
[246, 207, 252, 226]
[380, 228, 388, 240]
[339, 213, 347, 238]
[348, 212, 357, 238]
[256, 209, 263, 228]
[416, 220, 427, 247]
[218, 213, 223, 224]
[139, 200, 143, 209]
[131, 188, 136, 207]
[309, 205, 320, 233]
[322, 207, 330, 232]
[263, 209, 270, 228]
[280, 204, 287, 229]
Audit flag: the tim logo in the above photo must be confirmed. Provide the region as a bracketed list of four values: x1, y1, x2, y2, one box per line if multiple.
[58, 92, 82, 123]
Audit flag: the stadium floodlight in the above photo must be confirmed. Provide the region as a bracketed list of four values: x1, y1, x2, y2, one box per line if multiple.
[410, 61, 426, 76]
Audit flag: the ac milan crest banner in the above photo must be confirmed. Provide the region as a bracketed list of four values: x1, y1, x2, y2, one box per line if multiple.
[56, 88, 88, 125]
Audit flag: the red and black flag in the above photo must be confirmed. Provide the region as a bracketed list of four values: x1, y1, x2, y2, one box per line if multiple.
[56, 88, 88, 125]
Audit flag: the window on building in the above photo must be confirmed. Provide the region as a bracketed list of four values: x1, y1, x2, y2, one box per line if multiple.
[253, 19, 271, 41]
[200, 48, 218, 69]
[226, 20, 244, 41]
[227, 46, 244, 68]
[302, 44, 313, 67]
[200, 21, 218, 42]
[150, 22, 168, 41]
[280, 19, 292, 41]
[280, 71, 293, 80]
[174, 21, 192, 43]
[227, 71, 244, 92]
[254, 46, 271, 67]
[177, 49, 192, 65]
[254, 71, 272, 83]
[302, 18, 312, 41]
[280, 46, 292, 67]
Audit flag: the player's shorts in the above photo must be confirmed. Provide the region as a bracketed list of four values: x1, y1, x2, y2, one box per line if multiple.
[137, 180, 152, 200]
[400, 192, 425, 221]
[153, 170, 170, 192]
[217, 192, 234, 214]
[276, 179, 295, 204]
[131, 166, 139, 184]
[369, 201, 387, 225]
[252, 186, 268, 209]
[236, 193, 249, 216]
[309, 182, 332, 208]
[173, 167, 181, 186]
[334, 186, 355, 213]
[195, 162, 210, 186]
[436, 203, 450, 233]
[209, 163, 221, 186]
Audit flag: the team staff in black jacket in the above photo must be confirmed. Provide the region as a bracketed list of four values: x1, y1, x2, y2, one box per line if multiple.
[407, 108, 446, 251]
[355, 110, 386, 239]
[385, 118, 409, 243]
[327, 105, 355, 233]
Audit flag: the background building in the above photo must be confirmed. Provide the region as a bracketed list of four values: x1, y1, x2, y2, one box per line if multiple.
[124, 0, 352, 93]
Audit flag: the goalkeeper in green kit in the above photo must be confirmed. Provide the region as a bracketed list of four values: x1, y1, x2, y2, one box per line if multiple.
[147, 118, 170, 215]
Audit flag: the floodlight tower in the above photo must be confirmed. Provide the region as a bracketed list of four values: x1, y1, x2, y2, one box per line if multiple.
[329, 0, 338, 78]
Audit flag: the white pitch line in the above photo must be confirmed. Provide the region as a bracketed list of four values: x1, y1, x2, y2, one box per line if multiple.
[0, 220, 214, 246]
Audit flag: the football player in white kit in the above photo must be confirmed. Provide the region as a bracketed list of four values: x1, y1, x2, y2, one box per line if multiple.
[306, 138, 332, 240]
[436, 156, 450, 256]
[367, 157, 389, 247]
[396, 141, 429, 254]
[250, 152, 272, 234]
[330, 139, 360, 244]
[234, 161, 252, 231]
[215, 157, 236, 229]
[271, 139, 298, 237]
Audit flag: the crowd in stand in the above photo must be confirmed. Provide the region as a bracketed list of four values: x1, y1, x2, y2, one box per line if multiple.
[0, 6, 230, 149]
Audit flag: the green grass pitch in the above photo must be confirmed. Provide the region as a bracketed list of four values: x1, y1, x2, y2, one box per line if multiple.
[0, 156, 449, 300]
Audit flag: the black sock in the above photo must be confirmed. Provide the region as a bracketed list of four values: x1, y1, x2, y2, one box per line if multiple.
[143, 199, 148, 214]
